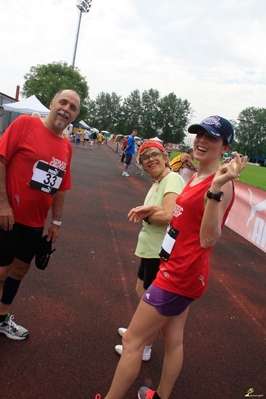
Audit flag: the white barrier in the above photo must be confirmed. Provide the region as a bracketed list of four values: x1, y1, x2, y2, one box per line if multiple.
[129, 161, 145, 176]
[226, 182, 266, 253]
[179, 167, 196, 184]
[107, 140, 121, 152]
[179, 168, 266, 253]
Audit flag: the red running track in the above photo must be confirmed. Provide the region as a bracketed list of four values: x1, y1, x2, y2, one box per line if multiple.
[0, 143, 265, 399]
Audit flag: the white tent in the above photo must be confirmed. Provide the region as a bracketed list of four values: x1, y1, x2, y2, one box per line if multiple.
[2, 95, 50, 115]
[79, 120, 90, 128]
[90, 127, 99, 133]
[149, 136, 163, 143]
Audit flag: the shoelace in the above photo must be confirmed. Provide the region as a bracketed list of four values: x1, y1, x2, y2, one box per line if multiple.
[6, 315, 19, 331]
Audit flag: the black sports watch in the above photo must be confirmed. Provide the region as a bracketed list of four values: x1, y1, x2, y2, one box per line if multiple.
[206, 190, 224, 202]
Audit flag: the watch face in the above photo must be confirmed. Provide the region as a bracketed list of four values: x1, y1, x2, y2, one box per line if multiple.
[217, 192, 223, 201]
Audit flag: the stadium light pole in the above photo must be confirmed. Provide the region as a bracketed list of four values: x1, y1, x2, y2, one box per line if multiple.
[72, 0, 93, 68]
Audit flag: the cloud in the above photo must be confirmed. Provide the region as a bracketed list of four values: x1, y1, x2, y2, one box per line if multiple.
[0, 0, 265, 122]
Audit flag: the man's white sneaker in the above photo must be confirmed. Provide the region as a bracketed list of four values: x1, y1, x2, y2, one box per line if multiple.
[118, 327, 127, 337]
[115, 344, 151, 361]
[123, 172, 129, 177]
[0, 314, 29, 340]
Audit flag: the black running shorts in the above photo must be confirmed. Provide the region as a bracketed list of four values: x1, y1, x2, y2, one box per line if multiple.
[137, 258, 161, 290]
[0, 222, 44, 266]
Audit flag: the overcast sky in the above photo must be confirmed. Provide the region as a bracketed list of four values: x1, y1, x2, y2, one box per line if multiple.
[1, 0, 266, 124]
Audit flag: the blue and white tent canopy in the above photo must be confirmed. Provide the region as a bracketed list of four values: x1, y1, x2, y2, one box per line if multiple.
[79, 120, 90, 128]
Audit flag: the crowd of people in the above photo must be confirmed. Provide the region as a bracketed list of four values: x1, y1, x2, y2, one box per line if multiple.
[69, 128, 105, 149]
[0, 90, 248, 399]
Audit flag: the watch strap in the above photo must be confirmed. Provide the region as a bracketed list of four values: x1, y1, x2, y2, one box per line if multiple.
[206, 190, 224, 202]
[51, 220, 62, 227]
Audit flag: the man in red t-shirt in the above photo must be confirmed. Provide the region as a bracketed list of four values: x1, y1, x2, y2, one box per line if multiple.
[0, 89, 81, 340]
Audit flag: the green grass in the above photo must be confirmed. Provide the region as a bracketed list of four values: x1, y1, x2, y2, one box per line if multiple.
[171, 152, 266, 191]
[238, 162, 266, 190]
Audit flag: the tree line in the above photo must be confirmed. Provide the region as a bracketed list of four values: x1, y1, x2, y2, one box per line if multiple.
[88, 90, 191, 144]
[21, 61, 266, 157]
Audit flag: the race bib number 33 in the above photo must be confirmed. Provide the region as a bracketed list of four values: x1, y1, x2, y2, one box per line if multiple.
[29, 160, 64, 195]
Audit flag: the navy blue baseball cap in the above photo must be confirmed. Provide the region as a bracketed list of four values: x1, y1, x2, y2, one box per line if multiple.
[188, 115, 234, 144]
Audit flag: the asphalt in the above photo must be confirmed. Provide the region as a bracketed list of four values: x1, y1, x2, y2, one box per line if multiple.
[0, 142, 265, 399]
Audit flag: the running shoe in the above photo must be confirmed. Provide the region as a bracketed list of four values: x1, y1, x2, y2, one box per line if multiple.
[115, 345, 151, 361]
[138, 386, 156, 399]
[118, 327, 127, 337]
[0, 314, 29, 340]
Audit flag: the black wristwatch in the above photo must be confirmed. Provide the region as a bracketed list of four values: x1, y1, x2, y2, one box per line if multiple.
[206, 190, 224, 202]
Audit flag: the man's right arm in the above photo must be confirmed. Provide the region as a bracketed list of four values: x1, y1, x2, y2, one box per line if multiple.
[0, 156, 14, 231]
